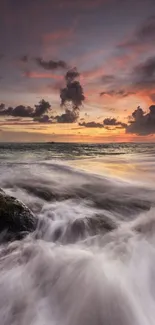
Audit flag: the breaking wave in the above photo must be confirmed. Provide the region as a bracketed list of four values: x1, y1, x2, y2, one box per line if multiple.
[0, 147, 155, 325]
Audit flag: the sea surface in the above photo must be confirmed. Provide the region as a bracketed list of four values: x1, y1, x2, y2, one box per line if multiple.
[0, 142, 155, 324]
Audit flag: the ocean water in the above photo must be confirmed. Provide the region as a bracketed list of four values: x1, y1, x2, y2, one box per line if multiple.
[0, 142, 155, 324]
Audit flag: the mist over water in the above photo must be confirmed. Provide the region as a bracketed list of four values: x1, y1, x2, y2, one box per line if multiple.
[0, 142, 155, 324]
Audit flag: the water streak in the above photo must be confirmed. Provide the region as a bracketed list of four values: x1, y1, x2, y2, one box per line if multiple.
[0, 143, 155, 324]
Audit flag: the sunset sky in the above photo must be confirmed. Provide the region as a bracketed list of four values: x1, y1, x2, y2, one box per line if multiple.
[0, 0, 155, 142]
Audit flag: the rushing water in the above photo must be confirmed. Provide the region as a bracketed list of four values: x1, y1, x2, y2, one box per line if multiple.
[0, 142, 155, 325]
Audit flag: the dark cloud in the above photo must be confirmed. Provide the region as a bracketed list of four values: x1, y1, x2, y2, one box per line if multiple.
[103, 117, 127, 128]
[36, 57, 68, 70]
[78, 116, 127, 129]
[55, 68, 85, 123]
[100, 89, 135, 97]
[0, 105, 34, 117]
[119, 15, 155, 48]
[0, 103, 5, 111]
[55, 108, 79, 123]
[0, 54, 4, 60]
[126, 105, 155, 135]
[60, 81, 85, 109]
[79, 121, 104, 128]
[11, 106, 27, 117]
[0, 100, 51, 118]
[60, 68, 85, 110]
[12, 106, 34, 117]
[65, 69, 80, 83]
[34, 115, 53, 123]
[103, 117, 119, 125]
[34, 99, 51, 117]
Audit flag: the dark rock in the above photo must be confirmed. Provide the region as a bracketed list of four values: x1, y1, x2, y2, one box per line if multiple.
[0, 189, 37, 243]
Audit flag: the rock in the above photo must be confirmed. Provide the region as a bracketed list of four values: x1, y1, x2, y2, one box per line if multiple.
[0, 189, 37, 243]
[52, 214, 116, 244]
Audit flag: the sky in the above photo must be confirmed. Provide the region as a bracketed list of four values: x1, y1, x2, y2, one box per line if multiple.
[0, 0, 155, 142]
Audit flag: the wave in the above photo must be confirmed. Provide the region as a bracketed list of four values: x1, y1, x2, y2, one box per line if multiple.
[1, 159, 155, 324]
[1, 215, 155, 325]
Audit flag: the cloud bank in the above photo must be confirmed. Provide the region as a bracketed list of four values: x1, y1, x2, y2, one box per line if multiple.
[126, 105, 155, 135]
[0, 100, 51, 118]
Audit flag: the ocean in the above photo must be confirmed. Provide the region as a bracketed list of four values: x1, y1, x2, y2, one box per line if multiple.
[0, 142, 155, 324]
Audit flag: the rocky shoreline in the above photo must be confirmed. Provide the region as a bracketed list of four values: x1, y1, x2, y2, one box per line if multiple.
[0, 189, 37, 243]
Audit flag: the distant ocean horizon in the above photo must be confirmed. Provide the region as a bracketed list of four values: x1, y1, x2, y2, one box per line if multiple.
[0, 140, 155, 143]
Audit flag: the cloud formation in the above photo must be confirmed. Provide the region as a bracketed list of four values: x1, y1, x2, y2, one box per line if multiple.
[0, 69, 85, 125]
[65, 69, 80, 82]
[53, 68, 85, 123]
[103, 118, 127, 128]
[126, 105, 155, 135]
[55, 108, 79, 123]
[34, 115, 53, 123]
[79, 117, 127, 129]
[36, 57, 68, 70]
[0, 100, 51, 118]
[99, 55, 155, 102]
[100, 89, 135, 97]
[9, 68, 85, 124]
[60, 68, 85, 109]
[79, 121, 104, 128]
[34, 100, 51, 117]
[0, 105, 33, 117]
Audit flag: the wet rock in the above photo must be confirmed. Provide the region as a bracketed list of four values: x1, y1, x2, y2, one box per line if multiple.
[53, 214, 117, 244]
[0, 189, 37, 243]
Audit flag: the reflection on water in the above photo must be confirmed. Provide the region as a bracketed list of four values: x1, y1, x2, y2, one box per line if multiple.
[0, 142, 155, 185]
[69, 155, 155, 185]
